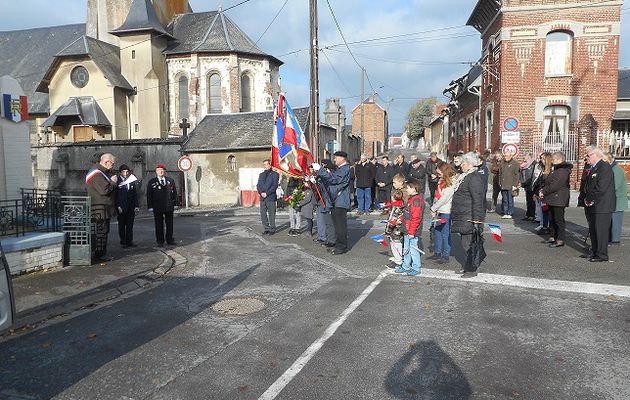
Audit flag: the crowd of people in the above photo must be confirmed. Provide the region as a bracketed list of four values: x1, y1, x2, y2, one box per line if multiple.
[86, 153, 179, 263]
[259, 146, 628, 276]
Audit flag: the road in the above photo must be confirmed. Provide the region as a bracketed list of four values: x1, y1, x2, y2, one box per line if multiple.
[1, 206, 629, 399]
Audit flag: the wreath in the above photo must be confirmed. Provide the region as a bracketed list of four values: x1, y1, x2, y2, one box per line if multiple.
[287, 186, 305, 209]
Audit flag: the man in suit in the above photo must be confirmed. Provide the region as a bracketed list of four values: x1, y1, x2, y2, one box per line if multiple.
[583, 147, 616, 262]
[375, 156, 394, 213]
[313, 151, 352, 255]
[116, 164, 139, 248]
[147, 164, 179, 247]
[256, 159, 280, 235]
[86, 153, 119, 262]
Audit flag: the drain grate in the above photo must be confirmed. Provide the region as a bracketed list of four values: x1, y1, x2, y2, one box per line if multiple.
[210, 297, 268, 316]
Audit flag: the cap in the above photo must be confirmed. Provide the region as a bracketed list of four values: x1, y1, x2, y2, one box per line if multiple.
[156, 164, 166, 170]
[333, 150, 348, 158]
[118, 164, 130, 172]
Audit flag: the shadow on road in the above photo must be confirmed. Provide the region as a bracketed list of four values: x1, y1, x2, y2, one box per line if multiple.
[0, 263, 260, 399]
[384, 340, 472, 399]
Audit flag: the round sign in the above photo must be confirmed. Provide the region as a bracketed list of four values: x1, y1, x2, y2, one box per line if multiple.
[502, 143, 520, 158]
[178, 155, 193, 172]
[503, 116, 519, 132]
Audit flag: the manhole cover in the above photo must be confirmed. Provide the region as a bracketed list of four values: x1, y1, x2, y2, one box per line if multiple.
[210, 297, 268, 316]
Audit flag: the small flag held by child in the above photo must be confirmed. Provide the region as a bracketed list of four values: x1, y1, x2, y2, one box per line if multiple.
[370, 234, 389, 247]
[487, 223, 503, 243]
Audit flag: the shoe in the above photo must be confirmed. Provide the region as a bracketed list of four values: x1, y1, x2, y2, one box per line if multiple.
[609, 242, 620, 246]
[287, 230, 293, 236]
[579, 253, 593, 259]
[262, 231, 270, 235]
[521, 216, 530, 221]
[589, 257, 608, 262]
[406, 270, 420, 276]
[331, 249, 347, 255]
[437, 257, 450, 265]
[291, 231, 299, 237]
[427, 254, 441, 260]
[167, 241, 176, 246]
[268, 230, 276, 235]
[457, 269, 465, 274]
[385, 261, 399, 269]
[394, 266, 408, 273]
[534, 226, 543, 232]
[534, 219, 540, 223]
[127, 243, 137, 248]
[501, 215, 513, 219]
[549, 241, 564, 248]
[461, 271, 478, 278]
[157, 242, 165, 248]
[96, 255, 113, 262]
[356, 211, 364, 216]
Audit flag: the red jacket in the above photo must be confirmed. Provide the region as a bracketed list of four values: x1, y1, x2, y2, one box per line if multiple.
[403, 194, 424, 237]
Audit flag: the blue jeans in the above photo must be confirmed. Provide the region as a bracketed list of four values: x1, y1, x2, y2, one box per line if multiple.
[316, 205, 327, 241]
[434, 214, 451, 257]
[501, 190, 514, 215]
[402, 235, 421, 273]
[611, 211, 624, 243]
[356, 187, 372, 213]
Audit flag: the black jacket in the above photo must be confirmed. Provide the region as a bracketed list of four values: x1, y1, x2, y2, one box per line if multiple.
[375, 164, 394, 189]
[116, 181, 139, 212]
[354, 162, 376, 188]
[577, 163, 592, 207]
[425, 159, 443, 183]
[584, 159, 616, 213]
[257, 169, 280, 203]
[392, 161, 409, 178]
[407, 163, 427, 194]
[450, 171, 486, 234]
[541, 163, 572, 207]
[147, 176, 178, 212]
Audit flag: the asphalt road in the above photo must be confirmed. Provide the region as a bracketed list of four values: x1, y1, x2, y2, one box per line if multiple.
[1, 205, 629, 399]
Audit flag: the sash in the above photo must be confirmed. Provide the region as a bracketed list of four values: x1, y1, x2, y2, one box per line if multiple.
[85, 168, 111, 185]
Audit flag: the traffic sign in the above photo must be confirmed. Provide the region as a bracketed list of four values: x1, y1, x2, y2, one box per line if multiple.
[502, 143, 519, 158]
[501, 131, 520, 144]
[178, 155, 193, 172]
[503, 116, 519, 132]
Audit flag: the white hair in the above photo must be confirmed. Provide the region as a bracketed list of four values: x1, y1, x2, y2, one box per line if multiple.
[460, 152, 480, 166]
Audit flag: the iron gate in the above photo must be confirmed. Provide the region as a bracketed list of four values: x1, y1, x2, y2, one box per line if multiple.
[62, 196, 91, 266]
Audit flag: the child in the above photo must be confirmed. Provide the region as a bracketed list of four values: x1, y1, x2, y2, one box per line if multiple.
[396, 178, 424, 276]
[384, 189, 405, 269]
[300, 182, 316, 236]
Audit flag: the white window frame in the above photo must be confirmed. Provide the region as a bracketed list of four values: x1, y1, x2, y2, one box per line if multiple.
[545, 31, 573, 77]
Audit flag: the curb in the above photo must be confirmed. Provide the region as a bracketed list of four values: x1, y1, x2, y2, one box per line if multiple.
[4, 248, 188, 337]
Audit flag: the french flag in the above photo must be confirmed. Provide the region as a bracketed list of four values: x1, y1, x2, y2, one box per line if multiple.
[370, 234, 389, 247]
[487, 223, 503, 243]
[2, 94, 28, 123]
[271, 93, 313, 178]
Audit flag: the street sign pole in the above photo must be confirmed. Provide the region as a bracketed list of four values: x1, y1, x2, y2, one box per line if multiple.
[178, 155, 193, 210]
[184, 171, 189, 209]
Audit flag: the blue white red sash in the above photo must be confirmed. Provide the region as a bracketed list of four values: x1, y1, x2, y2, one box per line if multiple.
[85, 168, 111, 185]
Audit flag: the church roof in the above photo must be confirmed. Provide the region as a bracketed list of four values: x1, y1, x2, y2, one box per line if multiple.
[619, 69, 630, 100]
[42, 96, 111, 128]
[38, 35, 134, 94]
[110, 0, 173, 38]
[183, 108, 309, 152]
[0, 23, 85, 114]
[164, 11, 282, 65]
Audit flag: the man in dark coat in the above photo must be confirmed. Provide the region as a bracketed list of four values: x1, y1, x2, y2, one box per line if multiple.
[392, 154, 410, 178]
[425, 152, 444, 204]
[256, 159, 280, 235]
[86, 153, 119, 262]
[354, 154, 376, 215]
[375, 156, 394, 210]
[116, 164, 139, 248]
[583, 147, 616, 262]
[407, 158, 427, 196]
[147, 164, 179, 247]
[315, 151, 352, 255]
[450, 153, 486, 278]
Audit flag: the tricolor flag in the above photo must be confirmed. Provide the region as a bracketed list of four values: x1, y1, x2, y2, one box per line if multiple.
[370, 234, 389, 247]
[487, 223, 503, 243]
[271, 92, 313, 178]
[2, 94, 28, 123]
[85, 167, 111, 185]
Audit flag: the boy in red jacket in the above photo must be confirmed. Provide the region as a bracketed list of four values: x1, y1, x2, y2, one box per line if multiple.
[396, 178, 424, 276]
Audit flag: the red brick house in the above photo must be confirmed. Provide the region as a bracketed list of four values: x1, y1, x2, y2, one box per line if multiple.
[351, 95, 389, 157]
[447, 0, 623, 176]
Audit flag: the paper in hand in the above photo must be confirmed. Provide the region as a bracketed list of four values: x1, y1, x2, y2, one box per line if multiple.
[120, 174, 138, 186]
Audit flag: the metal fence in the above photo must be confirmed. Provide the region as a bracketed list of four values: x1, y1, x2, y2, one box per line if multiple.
[62, 196, 91, 266]
[0, 189, 64, 237]
[531, 130, 579, 162]
[596, 130, 630, 159]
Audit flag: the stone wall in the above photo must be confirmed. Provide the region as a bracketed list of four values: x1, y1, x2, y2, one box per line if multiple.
[2, 232, 65, 276]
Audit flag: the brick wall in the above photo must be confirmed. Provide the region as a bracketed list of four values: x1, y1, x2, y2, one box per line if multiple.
[5, 243, 63, 276]
[351, 99, 387, 156]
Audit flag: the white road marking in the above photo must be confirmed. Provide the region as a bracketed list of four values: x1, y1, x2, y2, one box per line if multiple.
[417, 268, 630, 298]
[258, 270, 389, 400]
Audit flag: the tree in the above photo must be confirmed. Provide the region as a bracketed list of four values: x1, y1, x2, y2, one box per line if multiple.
[405, 97, 437, 140]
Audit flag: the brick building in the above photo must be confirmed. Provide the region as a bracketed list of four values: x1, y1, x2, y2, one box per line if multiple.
[446, 0, 623, 177]
[351, 95, 389, 157]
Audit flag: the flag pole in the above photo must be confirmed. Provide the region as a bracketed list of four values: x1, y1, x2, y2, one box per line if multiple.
[309, 0, 320, 160]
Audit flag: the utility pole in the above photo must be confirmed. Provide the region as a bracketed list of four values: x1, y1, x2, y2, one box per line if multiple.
[309, 0, 320, 160]
[360, 67, 366, 156]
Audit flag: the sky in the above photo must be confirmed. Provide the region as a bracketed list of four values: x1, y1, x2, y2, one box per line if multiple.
[1, 0, 629, 133]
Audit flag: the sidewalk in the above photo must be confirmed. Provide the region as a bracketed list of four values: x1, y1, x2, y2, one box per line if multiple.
[8, 244, 182, 331]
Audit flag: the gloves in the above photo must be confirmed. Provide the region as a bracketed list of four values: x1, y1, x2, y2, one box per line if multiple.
[309, 176, 316, 183]
[311, 163, 321, 171]
[148, 208, 153, 213]
[117, 207, 123, 213]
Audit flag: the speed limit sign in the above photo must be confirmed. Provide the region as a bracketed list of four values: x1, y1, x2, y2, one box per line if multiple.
[177, 155, 193, 172]
[502, 143, 519, 158]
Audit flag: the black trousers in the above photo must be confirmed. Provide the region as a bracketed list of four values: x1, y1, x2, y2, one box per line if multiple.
[331, 207, 348, 251]
[154, 211, 174, 244]
[491, 182, 501, 209]
[585, 209, 612, 260]
[377, 188, 391, 205]
[525, 189, 536, 218]
[117, 210, 135, 245]
[91, 205, 110, 258]
[549, 206, 566, 242]
[428, 181, 439, 204]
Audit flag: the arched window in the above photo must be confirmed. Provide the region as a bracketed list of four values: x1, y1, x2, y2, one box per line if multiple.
[207, 73, 222, 114]
[241, 73, 253, 112]
[545, 31, 573, 76]
[178, 75, 189, 120]
[543, 105, 570, 144]
[227, 155, 237, 172]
